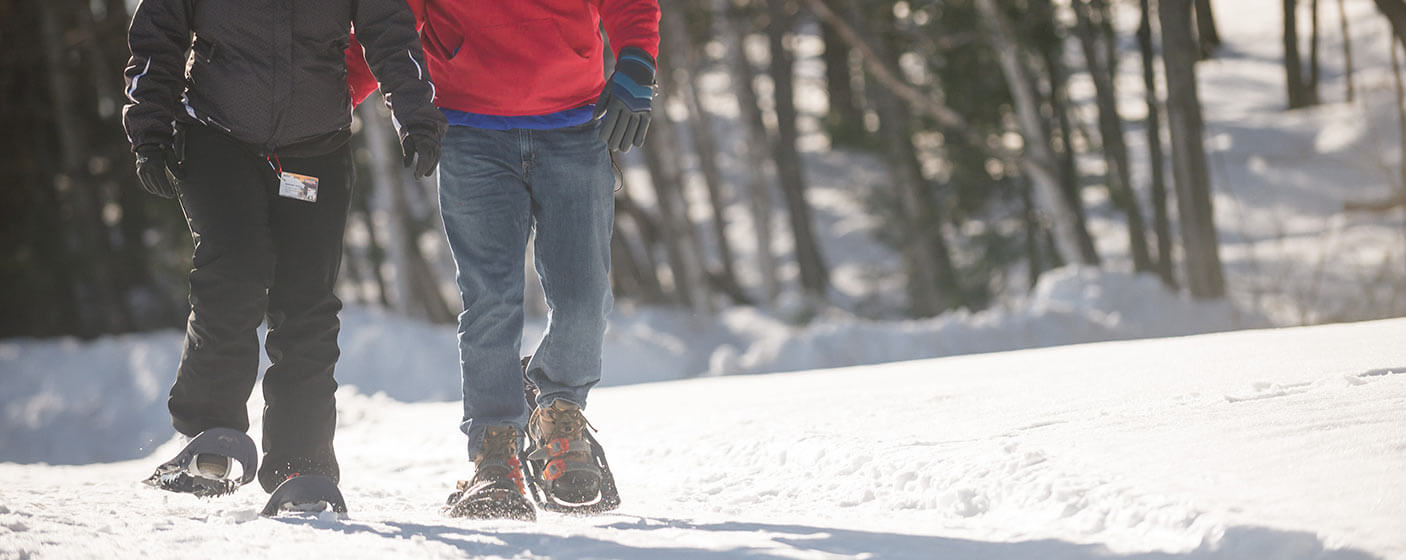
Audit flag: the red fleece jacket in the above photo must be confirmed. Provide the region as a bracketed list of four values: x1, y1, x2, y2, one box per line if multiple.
[346, 0, 660, 116]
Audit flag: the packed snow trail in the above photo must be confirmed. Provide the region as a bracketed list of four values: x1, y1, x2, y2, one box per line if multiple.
[3, 318, 1404, 559]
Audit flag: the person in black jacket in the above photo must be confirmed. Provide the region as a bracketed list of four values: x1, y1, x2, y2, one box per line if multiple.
[124, 0, 447, 496]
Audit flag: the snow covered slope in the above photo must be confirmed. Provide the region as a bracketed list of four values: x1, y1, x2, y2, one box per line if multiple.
[3, 318, 1404, 559]
[0, 266, 1257, 467]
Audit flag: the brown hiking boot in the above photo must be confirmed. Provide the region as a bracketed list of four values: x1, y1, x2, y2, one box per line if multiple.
[527, 400, 602, 505]
[443, 425, 536, 521]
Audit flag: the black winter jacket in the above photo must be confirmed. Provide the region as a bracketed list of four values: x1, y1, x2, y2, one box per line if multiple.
[123, 0, 446, 154]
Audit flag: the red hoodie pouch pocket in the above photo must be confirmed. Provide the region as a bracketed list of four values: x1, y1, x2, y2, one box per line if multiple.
[445, 18, 597, 109]
[421, 14, 465, 61]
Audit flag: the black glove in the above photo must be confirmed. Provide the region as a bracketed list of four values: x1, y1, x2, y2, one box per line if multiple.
[593, 47, 657, 153]
[402, 132, 441, 179]
[134, 143, 181, 199]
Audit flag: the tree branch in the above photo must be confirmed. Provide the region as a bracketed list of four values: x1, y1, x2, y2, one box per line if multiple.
[798, 0, 971, 134]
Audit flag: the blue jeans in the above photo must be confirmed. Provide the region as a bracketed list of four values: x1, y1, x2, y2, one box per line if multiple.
[438, 120, 614, 459]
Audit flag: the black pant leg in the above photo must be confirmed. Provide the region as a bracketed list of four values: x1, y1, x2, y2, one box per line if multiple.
[169, 125, 275, 438]
[256, 144, 354, 492]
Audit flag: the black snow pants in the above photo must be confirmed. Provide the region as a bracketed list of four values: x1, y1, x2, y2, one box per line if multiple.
[168, 123, 352, 493]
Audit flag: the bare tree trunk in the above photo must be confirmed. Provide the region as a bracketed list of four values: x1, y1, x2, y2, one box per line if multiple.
[609, 221, 647, 302]
[1023, 177, 1045, 289]
[1339, 0, 1356, 102]
[1032, 0, 1100, 265]
[613, 187, 667, 302]
[350, 165, 391, 307]
[767, 0, 829, 302]
[720, 0, 780, 305]
[359, 102, 454, 323]
[3, 1, 77, 337]
[821, 14, 865, 145]
[1194, 0, 1222, 58]
[1160, 0, 1227, 299]
[1392, 37, 1406, 273]
[975, 0, 1100, 267]
[642, 94, 714, 313]
[1075, 0, 1155, 273]
[39, 0, 129, 336]
[661, 6, 746, 302]
[1375, 0, 1406, 51]
[853, 0, 961, 315]
[1285, 0, 1312, 109]
[1393, 39, 1406, 194]
[1049, 69, 1096, 262]
[1139, 0, 1178, 287]
[1091, 0, 1119, 74]
[1310, 0, 1323, 104]
[610, 189, 667, 303]
[719, 0, 787, 303]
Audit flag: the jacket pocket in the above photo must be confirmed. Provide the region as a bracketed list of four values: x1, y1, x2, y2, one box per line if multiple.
[549, 19, 592, 60]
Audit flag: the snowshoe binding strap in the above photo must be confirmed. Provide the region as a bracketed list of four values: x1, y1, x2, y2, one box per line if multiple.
[521, 430, 622, 515]
[144, 428, 258, 497]
[260, 474, 347, 517]
[522, 356, 539, 410]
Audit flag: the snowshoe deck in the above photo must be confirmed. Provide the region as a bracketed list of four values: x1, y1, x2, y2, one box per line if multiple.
[261, 475, 348, 517]
[144, 428, 257, 497]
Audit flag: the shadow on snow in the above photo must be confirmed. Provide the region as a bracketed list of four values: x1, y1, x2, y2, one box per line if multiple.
[266, 514, 1380, 560]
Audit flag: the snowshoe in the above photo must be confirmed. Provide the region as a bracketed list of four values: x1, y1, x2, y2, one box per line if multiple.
[520, 428, 622, 514]
[443, 425, 536, 521]
[144, 428, 258, 498]
[520, 357, 622, 515]
[260, 474, 348, 517]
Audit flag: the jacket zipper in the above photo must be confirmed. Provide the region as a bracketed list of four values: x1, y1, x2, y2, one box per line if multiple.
[263, 0, 295, 154]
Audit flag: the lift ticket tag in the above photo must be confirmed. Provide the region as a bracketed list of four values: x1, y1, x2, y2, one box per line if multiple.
[278, 172, 319, 203]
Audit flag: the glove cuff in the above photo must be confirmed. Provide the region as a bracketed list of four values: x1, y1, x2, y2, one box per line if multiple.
[402, 125, 441, 144]
[135, 143, 168, 156]
[614, 46, 656, 86]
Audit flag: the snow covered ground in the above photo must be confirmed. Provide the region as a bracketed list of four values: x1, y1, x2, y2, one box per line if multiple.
[0, 267, 1257, 467]
[3, 318, 1404, 559]
[5, 0, 1406, 557]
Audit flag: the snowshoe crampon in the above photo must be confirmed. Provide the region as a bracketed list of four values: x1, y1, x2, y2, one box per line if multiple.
[443, 477, 537, 522]
[144, 428, 257, 498]
[260, 474, 347, 517]
[519, 357, 621, 515]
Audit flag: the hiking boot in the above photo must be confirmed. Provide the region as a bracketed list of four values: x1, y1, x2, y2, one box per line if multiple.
[444, 425, 536, 521]
[527, 400, 602, 505]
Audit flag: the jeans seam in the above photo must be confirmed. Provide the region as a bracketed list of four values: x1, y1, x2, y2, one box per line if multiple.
[520, 129, 535, 181]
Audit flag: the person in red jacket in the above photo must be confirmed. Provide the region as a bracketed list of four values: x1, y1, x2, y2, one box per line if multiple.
[349, 0, 659, 520]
